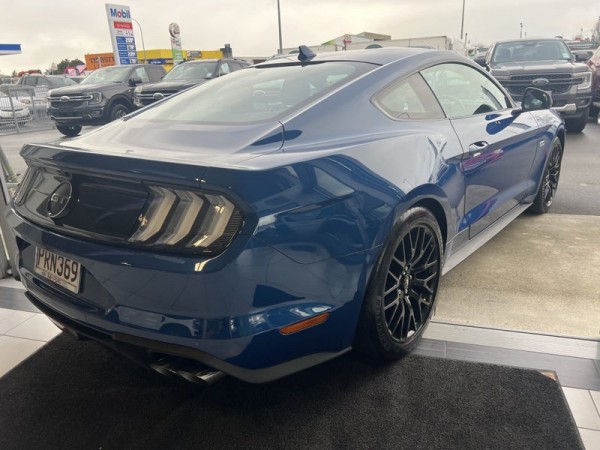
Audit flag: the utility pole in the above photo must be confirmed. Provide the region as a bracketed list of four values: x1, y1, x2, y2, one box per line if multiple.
[132, 18, 147, 64]
[520, 22, 523, 39]
[277, 0, 283, 54]
[460, 0, 466, 40]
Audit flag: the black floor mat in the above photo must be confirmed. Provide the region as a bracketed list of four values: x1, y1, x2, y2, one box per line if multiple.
[0, 333, 583, 450]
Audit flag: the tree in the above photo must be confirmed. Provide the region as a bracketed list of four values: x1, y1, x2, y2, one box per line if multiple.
[54, 58, 85, 74]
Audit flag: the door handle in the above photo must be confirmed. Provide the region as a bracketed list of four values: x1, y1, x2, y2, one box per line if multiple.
[467, 141, 489, 157]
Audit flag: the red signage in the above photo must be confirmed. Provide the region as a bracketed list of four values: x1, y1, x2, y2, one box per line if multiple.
[113, 21, 133, 29]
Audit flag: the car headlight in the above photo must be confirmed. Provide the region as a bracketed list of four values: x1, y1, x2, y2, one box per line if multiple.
[89, 92, 103, 104]
[577, 71, 592, 90]
[134, 86, 143, 96]
[128, 186, 242, 253]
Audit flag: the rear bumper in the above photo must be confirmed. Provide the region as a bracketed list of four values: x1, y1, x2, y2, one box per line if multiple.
[8, 208, 368, 382]
[25, 290, 350, 383]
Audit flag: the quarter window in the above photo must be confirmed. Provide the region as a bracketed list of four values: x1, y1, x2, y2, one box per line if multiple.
[373, 73, 445, 120]
[421, 63, 510, 119]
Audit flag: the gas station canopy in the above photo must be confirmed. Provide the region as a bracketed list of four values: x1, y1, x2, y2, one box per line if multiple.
[0, 44, 22, 56]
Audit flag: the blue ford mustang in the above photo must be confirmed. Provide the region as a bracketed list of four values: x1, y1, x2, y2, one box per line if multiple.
[8, 47, 564, 384]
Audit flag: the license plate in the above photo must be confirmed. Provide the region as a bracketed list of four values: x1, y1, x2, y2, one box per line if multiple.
[34, 247, 81, 294]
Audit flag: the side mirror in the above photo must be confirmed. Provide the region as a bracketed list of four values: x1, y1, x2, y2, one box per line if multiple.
[521, 87, 552, 111]
[473, 56, 487, 67]
[129, 76, 142, 87]
[573, 51, 589, 62]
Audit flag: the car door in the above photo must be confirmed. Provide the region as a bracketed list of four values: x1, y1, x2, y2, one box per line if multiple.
[422, 63, 540, 238]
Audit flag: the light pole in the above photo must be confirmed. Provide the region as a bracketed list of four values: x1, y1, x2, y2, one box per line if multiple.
[277, 0, 283, 54]
[131, 18, 148, 64]
[460, 0, 466, 40]
[520, 22, 523, 39]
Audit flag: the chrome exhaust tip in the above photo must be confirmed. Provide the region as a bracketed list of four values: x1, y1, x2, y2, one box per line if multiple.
[149, 356, 225, 385]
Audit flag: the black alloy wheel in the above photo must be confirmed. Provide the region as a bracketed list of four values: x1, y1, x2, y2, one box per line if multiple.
[355, 207, 443, 359]
[56, 125, 82, 137]
[530, 138, 563, 214]
[382, 224, 440, 342]
[565, 108, 589, 133]
[109, 104, 130, 121]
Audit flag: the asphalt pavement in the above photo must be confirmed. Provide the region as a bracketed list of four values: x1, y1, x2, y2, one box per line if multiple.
[0, 120, 598, 339]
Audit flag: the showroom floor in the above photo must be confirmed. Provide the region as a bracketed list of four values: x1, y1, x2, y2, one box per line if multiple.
[0, 278, 598, 449]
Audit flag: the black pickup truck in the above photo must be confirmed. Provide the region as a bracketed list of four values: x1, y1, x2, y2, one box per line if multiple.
[133, 58, 249, 108]
[485, 38, 593, 132]
[47, 64, 166, 137]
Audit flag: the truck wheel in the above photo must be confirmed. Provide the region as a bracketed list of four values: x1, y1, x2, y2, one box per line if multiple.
[56, 125, 82, 137]
[109, 104, 130, 121]
[590, 104, 599, 118]
[565, 109, 589, 133]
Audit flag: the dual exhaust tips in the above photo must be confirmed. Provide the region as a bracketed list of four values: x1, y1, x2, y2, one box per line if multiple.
[150, 356, 225, 385]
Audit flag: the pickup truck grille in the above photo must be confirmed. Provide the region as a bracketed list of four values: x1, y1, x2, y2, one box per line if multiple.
[49, 94, 92, 103]
[135, 90, 178, 106]
[49, 94, 91, 109]
[502, 73, 577, 97]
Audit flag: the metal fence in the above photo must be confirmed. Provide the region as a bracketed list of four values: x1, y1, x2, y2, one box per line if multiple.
[0, 85, 55, 135]
[0, 144, 19, 278]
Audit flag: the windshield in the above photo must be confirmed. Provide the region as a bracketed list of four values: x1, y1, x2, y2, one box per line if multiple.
[81, 66, 132, 84]
[133, 61, 375, 124]
[492, 40, 573, 64]
[48, 77, 77, 87]
[164, 62, 218, 80]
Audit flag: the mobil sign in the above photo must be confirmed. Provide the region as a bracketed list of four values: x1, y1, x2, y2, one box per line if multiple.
[109, 6, 131, 19]
[105, 3, 138, 65]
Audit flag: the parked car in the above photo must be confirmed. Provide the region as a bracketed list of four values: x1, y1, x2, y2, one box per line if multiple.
[134, 59, 249, 108]
[8, 47, 565, 384]
[0, 74, 77, 116]
[0, 92, 31, 126]
[485, 38, 593, 132]
[47, 64, 166, 137]
[588, 45, 600, 116]
[0, 77, 19, 86]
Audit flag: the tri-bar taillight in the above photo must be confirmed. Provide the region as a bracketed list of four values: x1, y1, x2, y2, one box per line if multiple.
[13, 166, 243, 256]
[129, 186, 240, 252]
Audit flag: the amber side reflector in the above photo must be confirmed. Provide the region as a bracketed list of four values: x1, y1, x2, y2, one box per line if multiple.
[279, 313, 330, 335]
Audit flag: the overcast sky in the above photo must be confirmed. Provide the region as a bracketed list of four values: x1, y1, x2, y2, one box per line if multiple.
[1, 0, 599, 75]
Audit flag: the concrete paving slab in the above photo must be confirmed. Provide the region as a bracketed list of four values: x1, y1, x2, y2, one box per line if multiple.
[436, 213, 600, 338]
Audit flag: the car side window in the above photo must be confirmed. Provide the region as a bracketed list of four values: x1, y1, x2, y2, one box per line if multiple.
[23, 77, 37, 87]
[373, 73, 445, 120]
[219, 63, 231, 75]
[421, 63, 510, 119]
[134, 67, 150, 83]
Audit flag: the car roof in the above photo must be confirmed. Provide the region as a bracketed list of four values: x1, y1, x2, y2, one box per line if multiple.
[493, 37, 565, 45]
[258, 47, 435, 66]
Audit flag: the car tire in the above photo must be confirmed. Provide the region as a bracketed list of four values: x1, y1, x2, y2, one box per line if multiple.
[590, 104, 599, 118]
[529, 138, 563, 214]
[56, 125, 82, 137]
[565, 109, 588, 133]
[109, 103, 130, 122]
[354, 207, 443, 359]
